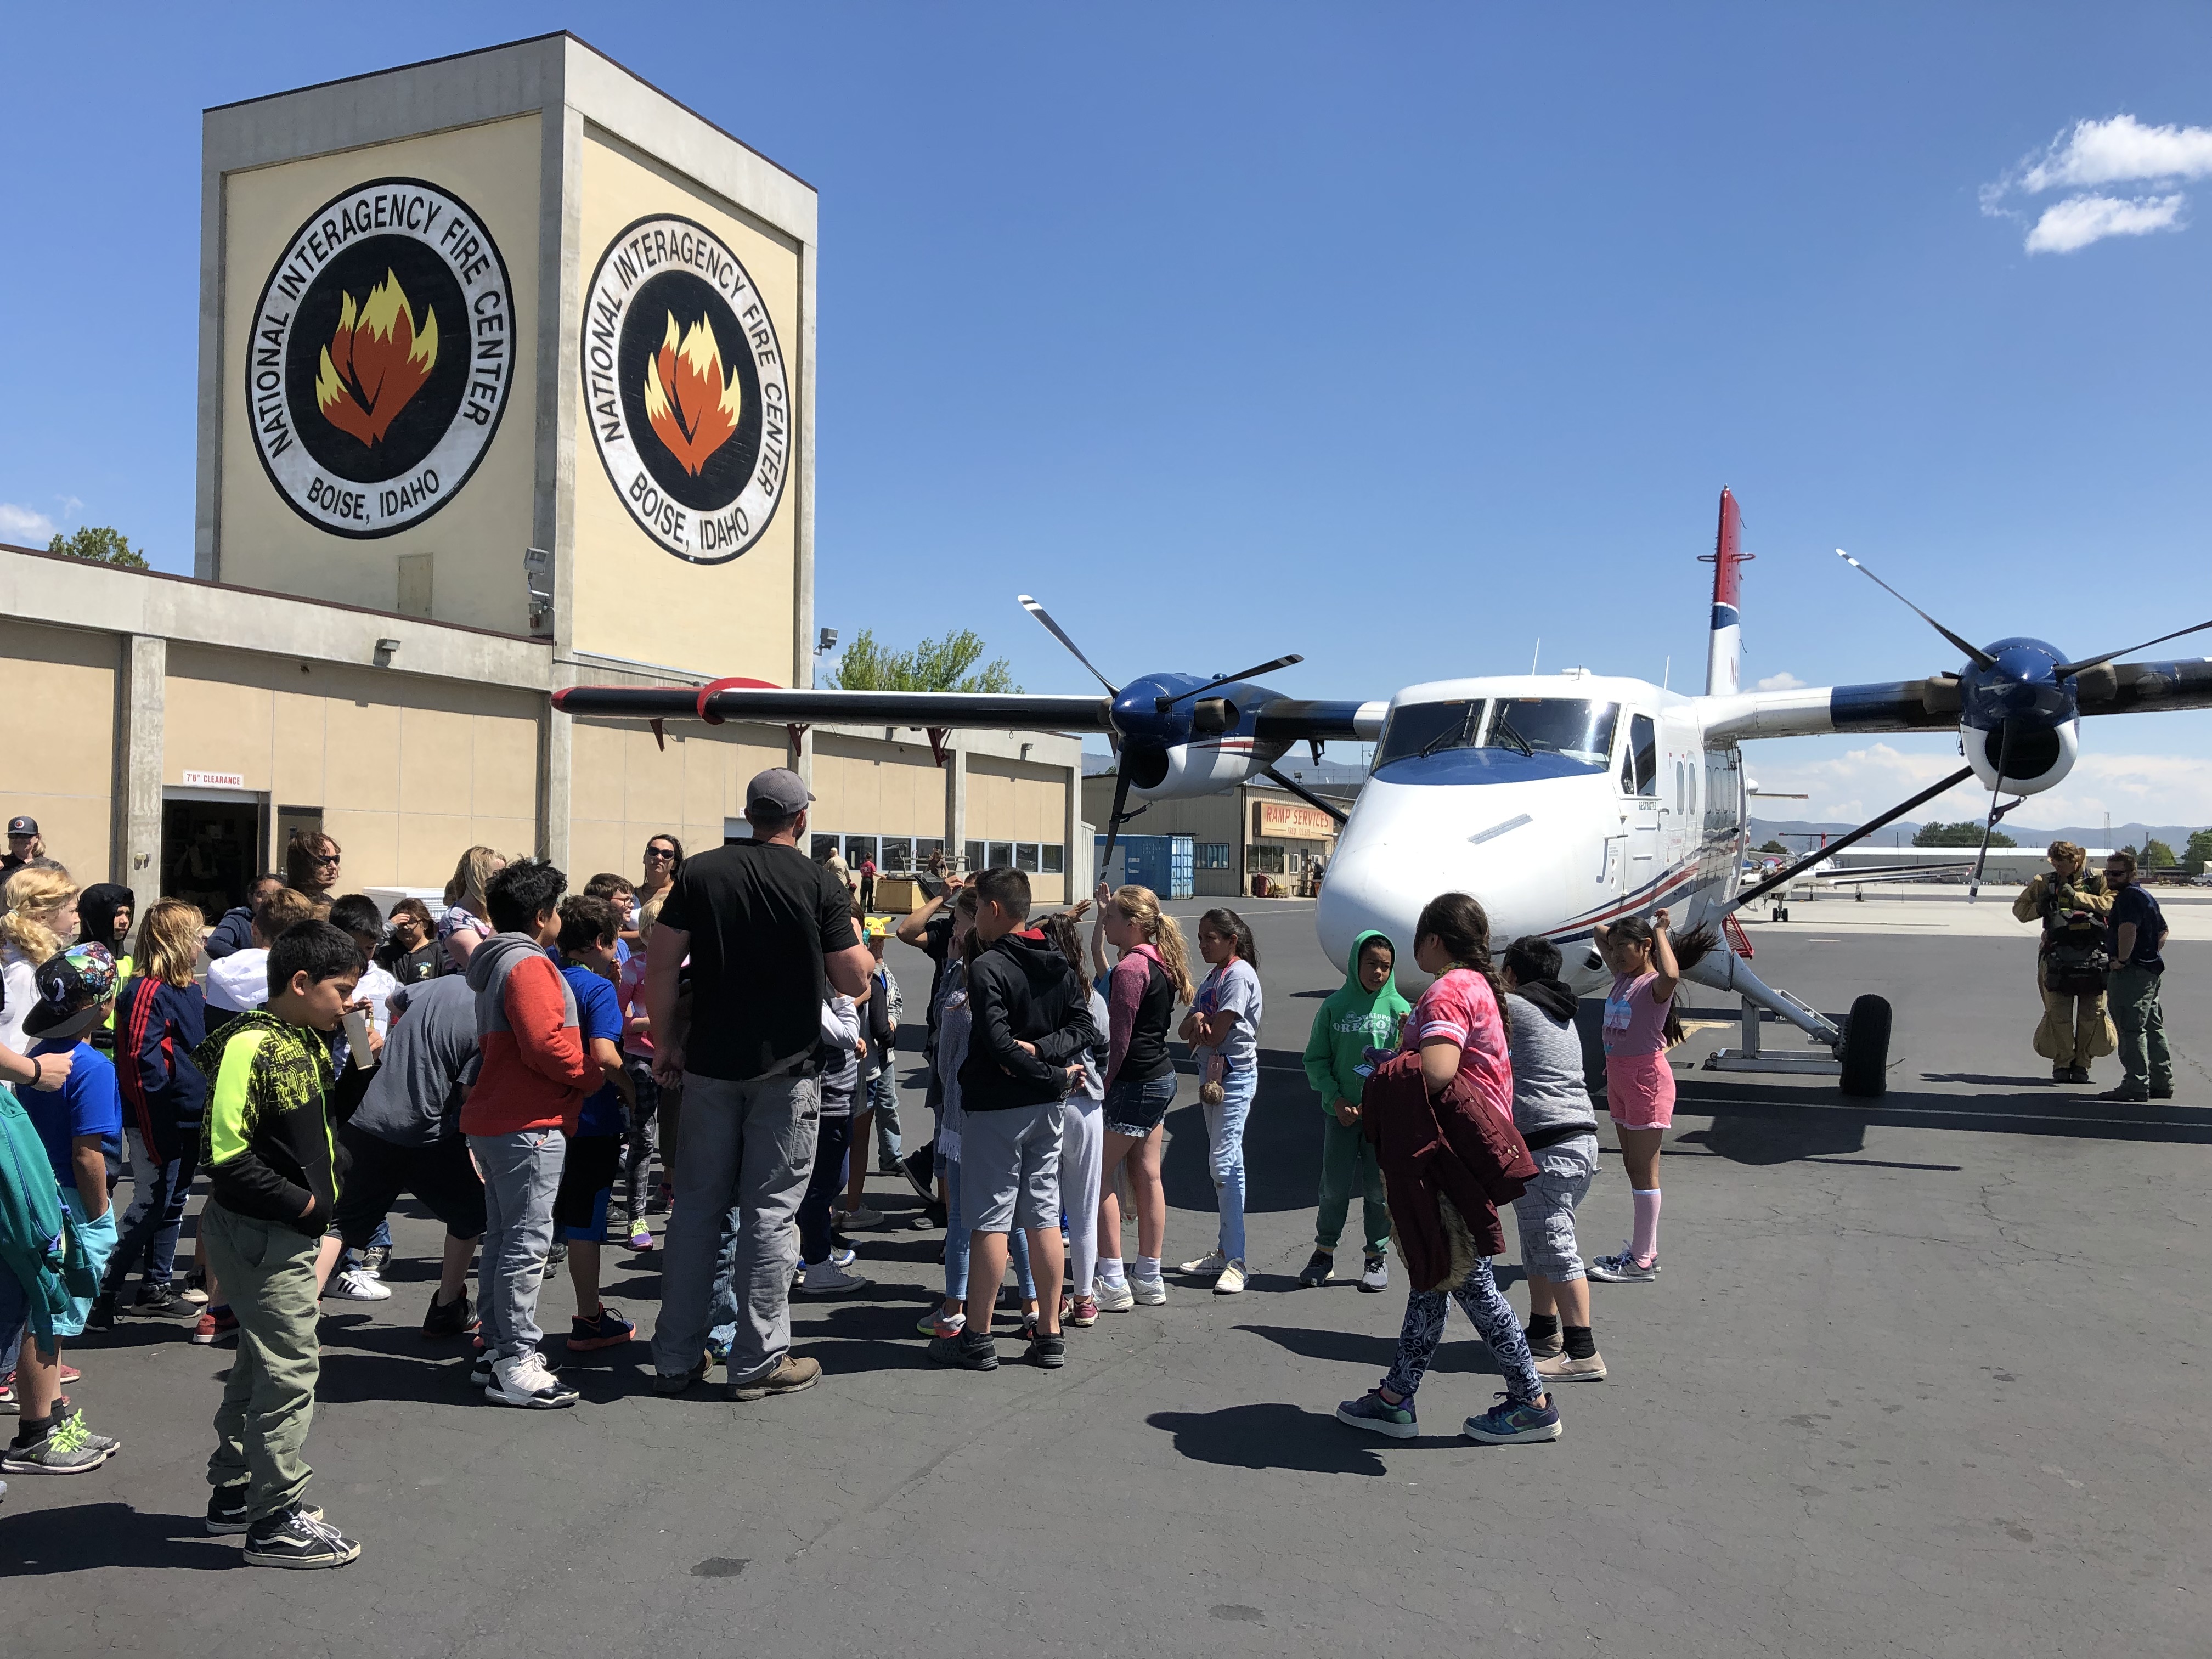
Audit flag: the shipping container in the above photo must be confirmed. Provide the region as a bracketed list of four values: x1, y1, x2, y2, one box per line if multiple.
[1096, 833, 1195, 899]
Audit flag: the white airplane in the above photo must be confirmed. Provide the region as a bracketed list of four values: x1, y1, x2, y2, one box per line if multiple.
[555, 488, 2212, 1098]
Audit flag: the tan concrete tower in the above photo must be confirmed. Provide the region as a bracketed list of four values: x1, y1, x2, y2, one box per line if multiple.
[194, 32, 816, 686]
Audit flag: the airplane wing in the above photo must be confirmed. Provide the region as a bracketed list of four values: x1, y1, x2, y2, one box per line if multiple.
[1702, 656, 2212, 740]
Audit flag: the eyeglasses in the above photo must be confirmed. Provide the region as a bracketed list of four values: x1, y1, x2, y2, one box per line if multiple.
[313, 853, 341, 866]
[644, 848, 675, 860]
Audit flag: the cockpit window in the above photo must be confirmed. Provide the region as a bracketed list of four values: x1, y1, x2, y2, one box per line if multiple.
[1375, 698, 1621, 774]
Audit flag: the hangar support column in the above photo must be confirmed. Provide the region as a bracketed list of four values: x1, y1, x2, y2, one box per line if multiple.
[113, 634, 166, 920]
[946, 740, 968, 872]
[540, 698, 572, 868]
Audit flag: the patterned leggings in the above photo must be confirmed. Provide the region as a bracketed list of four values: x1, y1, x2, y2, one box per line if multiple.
[1382, 1257, 1543, 1405]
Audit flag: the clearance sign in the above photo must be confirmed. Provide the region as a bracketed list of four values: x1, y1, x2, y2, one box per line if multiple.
[1255, 800, 1338, 840]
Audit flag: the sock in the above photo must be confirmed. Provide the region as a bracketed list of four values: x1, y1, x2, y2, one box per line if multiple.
[1630, 1188, 1662, 1266]
[14, 1412, 54, 1444]
[937, 1310, 965, 1332]
[1098, 1256, 1126, 1286]
[1564, 1324, 1597, 1360]
[1524, 1313, 1560, 1342]
[1136, 1256, 1161, 1283]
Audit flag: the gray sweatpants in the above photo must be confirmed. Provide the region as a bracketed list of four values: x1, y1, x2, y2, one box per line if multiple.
[651, 1068, 821, 1387]
[470, 1128, 567, 1361]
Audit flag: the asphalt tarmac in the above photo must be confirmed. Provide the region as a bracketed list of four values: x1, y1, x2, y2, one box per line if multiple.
[7, 899, 2207, 1658]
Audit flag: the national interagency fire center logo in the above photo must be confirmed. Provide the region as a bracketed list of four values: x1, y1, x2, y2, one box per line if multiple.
[581, 215, 791, 563]
[245, 178, 515, 538]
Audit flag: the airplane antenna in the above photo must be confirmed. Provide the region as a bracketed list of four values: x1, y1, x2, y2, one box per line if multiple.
[1662, 655, 1671, 690]
[1531, 639, 1541, 675]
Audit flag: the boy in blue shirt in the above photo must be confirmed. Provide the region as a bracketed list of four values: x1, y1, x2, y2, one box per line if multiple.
[5, 943, 125, 1475]
[554, 897, 637, 1353]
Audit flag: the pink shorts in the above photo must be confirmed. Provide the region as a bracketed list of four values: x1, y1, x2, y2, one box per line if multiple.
[1605, 1051, 1675, 1130]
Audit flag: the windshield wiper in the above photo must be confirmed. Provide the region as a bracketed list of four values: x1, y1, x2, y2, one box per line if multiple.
[1416, 708, 1473, 760]
[1490, 711, 1536, 758]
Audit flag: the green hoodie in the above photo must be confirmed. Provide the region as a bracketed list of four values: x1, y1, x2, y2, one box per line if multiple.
[1301, 929, 1412, 1112]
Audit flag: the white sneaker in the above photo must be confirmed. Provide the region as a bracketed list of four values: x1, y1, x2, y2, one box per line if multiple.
[1093, 1279, 1135, 1313]
[327, 1267, 392, 1303]
[1131, 1276, 1167, 1306]
[1359, 1254, 1390, 1293]
[1178, 1251, 1227, 1278]
[1212, 1260, 1248, 1295]
[797, 1261, 871, 1297]
[486, 1351, 579, 1409]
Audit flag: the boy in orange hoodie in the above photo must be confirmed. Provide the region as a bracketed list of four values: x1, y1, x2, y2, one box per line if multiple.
[461, 859, 594, 1409]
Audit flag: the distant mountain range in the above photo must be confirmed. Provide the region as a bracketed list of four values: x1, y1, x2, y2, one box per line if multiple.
[1750, 818, 2205, 851]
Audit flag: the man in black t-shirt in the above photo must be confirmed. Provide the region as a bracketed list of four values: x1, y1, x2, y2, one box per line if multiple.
[645, 768, 872, 1401]
[2100, 849, 2172, 1103]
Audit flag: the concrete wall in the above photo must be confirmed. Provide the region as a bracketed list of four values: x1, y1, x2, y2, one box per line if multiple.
[567, 715, 786, 882]
[0, 617, 118, 882]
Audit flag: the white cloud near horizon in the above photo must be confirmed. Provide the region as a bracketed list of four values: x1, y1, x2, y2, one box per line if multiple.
[1985, 114, 2210, 253]
[1745, 742, 2212, 832]
[0, 503, 57, 544]
[1753, 670, 1806, 692]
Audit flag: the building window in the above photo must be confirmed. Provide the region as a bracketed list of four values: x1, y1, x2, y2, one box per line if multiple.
[880, 836, 913, 871]
[1196, 842, 1232, 870]
[1248, 843, 1287, 875]
[963, 840, 985, 873]
[1040, 843, 1064, 873]
[988, 840, 1015, 869]
[811, 834, 842, 862]
[1015, 843, 1041, 872]
[915, 838, 945, 867]
[845, 834, 878, 868]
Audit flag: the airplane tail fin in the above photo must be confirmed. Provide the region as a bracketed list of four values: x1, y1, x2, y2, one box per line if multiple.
[1700, 486, 1751, 696]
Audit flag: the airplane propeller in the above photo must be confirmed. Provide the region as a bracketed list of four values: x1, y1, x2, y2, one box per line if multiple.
[1018, 594, 1304, 874]
[1838, 549, 2212, 900]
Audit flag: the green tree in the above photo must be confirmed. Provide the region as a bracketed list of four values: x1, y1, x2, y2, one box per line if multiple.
[826, 627, 1019, 693]
[1758, 839, 1787, 854]
[2185, 828, 2212, 876]
[1913, 820, 2015, 848]
[2144, 837, 2177, 869]
[48, 525, 149, 569]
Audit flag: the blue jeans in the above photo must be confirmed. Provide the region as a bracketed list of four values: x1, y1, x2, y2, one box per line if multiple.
[867, 1068, 901, 1163]
[936, 1149, 1034, 1306]
[104, 1128, 198, 1296]
[796, 1116, 854, 1265]
[1203, 1066, 1257, 1261]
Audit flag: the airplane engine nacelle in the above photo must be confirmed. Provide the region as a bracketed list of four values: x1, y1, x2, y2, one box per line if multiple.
[1963, 718, 2077, 796]
[1125, 733, 1291, 802]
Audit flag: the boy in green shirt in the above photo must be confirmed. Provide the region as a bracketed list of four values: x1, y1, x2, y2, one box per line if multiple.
[193, 919, 363, 1568]
[1297, 930, 1409, 1293]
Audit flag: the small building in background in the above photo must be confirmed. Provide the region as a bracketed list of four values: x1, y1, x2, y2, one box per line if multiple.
[1082, 755, 1364, 899]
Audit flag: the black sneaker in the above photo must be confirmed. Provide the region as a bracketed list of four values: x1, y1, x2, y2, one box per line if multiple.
[206, 1481, 324, 1536]
[929, 1329, 999, 1371]
[899, 1145, 937, 1203]
[131, 1282, 187, 1318]
[86, 1293, 119, 1333]
[421, 1289, 472, 1339]
[359, 1246, 392, 1277]
[242, 1503, 361, 1568]
[1026, 1330, 1066, 1369]
[651, 1355, 712, 1396]
[1296, 1250, 1336, 1288]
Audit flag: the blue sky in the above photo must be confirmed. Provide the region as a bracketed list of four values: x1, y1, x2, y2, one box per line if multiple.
[2, 5, 2207, 826]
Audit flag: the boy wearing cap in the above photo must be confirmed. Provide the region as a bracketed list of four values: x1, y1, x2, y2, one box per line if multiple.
[191, 919, 364, 1567]
[5, 942, 125, 1475]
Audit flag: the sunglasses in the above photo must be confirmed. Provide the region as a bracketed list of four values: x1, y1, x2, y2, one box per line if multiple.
[644, 847, 675, 860]
[313, 852, 342, 865]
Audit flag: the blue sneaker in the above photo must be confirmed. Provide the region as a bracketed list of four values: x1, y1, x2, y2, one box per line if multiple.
[704, 1336, 732, 1368]
[1335, 1390, 1417, 1439]
[1463, 1392, 1561, 1444]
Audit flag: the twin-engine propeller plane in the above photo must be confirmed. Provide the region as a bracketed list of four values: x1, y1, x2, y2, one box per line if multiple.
[554, 488, 2212, 1098]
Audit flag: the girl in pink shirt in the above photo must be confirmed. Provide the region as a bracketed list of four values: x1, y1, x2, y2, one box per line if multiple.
[1588, 909, 1714, 1282]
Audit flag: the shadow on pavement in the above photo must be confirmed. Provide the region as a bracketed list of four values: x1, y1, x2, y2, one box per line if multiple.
[0, 1503, 235, 1575]
[1674, 1080, 2211, 1146]
[1233, 1323, 1503, 1378]
[1147, 1403, 1393, 1475]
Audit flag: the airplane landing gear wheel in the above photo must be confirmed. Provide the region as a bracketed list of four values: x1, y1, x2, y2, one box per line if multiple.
[1838, 994, 1891, 1098]
[1770, 904, 1790, 922]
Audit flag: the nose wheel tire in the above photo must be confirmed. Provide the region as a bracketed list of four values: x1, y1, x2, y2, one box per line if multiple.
[1838, 993, 1892, 1098]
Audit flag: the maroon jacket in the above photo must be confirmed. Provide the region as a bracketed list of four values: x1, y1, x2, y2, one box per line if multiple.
[1361, 1050, 1537, 1290]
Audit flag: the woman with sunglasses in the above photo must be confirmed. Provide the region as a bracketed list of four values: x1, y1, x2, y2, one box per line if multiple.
[284, 830, 343, 905]
[636, 836, 684, 926]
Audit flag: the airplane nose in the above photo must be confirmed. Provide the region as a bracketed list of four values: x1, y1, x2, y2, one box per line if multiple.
[1317, 837, 1427, 967]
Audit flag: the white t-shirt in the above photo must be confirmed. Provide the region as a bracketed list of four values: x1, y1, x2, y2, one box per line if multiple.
[356, 962, 400, 1036]
[0, 945, 37, 1054]
[206, 949, 272, 1014]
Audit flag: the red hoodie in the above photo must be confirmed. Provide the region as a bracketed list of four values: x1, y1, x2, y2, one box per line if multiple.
[459, 934, 593, 1135]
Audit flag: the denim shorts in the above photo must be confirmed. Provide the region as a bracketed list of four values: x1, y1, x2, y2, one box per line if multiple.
[1511, 1135, 1599, 1281]
[1103, 1071, 1177, 1137]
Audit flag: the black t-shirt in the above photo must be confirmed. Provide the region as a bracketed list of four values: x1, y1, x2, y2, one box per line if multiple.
[658, 840, 860, 1081]
[2107, 884, 2166, 972]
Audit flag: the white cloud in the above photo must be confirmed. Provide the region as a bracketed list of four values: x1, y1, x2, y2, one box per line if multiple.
[1984, 115, 2209, 252]
[1746, 741, 2212, 830]
[2024, 191, 2186, 254]
[2018, 114, 2212, 194]
[0, 503, 57, 545]
[1753, 670, 1806, 692]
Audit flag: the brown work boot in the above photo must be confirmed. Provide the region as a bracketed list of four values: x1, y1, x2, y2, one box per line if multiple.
[728, 1353, 821, 1401]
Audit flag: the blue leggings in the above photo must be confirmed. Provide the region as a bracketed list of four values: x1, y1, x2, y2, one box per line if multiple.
[1382, 1257, 1543, 1405]
[938, 1149, 1034, 1305]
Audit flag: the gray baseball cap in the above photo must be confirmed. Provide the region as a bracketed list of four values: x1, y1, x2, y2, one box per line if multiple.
[746, 768, 815, 817]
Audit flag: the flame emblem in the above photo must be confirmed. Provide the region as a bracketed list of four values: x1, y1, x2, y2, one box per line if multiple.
[314, 270, 439, 447]
[642, 312, 743, 475]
